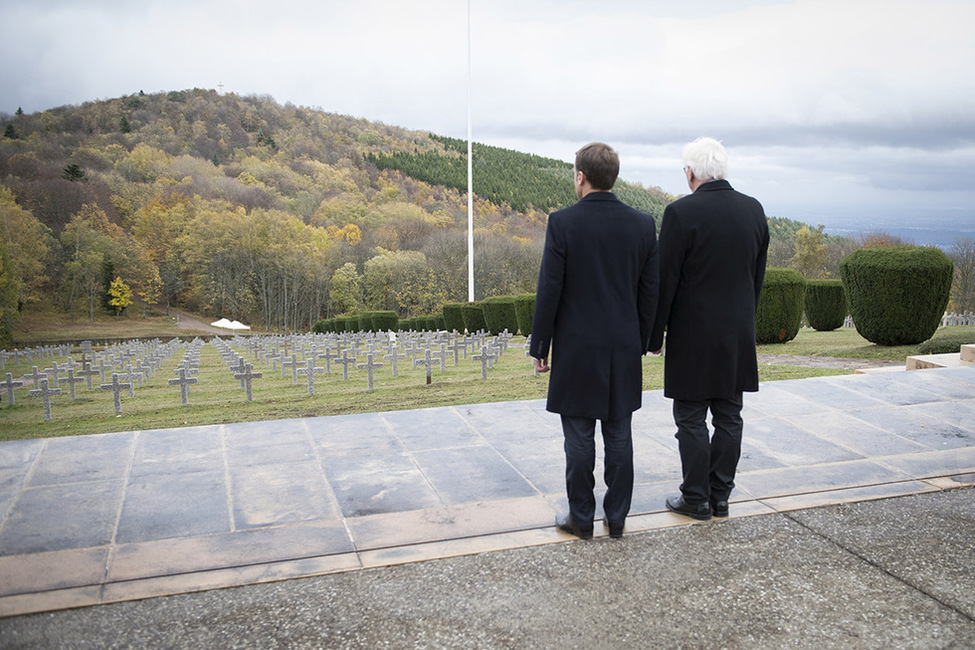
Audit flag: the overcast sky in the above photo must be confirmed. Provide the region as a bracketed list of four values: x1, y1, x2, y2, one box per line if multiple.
[2, 0, 973, 243]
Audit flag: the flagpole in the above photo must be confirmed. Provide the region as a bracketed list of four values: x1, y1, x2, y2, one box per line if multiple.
[466, 0, 475, 302]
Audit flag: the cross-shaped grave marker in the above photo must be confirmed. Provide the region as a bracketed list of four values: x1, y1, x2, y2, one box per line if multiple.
[233, 363, 262, 402]
[282, 351, 300, 385]
[335, 349, 357, 381]
[29, 377, 61, 421]
[357, 351, 384, 392]
[63, 368, 84, 401]
[296, 358, 325, 396]
[78, 361, 100, 390]
[100, 373, 132, 415]
[2, 373, 24, 406]
[413, 348, 439, 385]
[473, 345, 498, 380]
[168, 367, 198, 406]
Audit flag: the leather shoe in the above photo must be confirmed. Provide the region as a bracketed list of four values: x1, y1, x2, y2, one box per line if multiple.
[602, 517, 624, 539]
[666, 495, 712, 521]
[555, 513, 593, 539]
[711, 500, 729, 518]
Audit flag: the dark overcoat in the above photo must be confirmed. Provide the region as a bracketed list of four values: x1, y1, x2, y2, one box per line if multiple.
[648, 180, 769, 401]
[531, 191, 658, 420]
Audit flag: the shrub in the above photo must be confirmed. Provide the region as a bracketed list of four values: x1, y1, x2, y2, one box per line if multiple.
[332, 317, 346, 333]
[755, 268, 805, 344]
[804, 279, 847, 331]
[345, 315, 362, 333]
[312, 319, 330, 334]
[429, 314, 445, 331]
[915, 331, 974, 355]
[480, 295, 519, 335]
[840, 246, 953, 345]
[442, 302, 466, 333]
[370, 310, 399, 332]
[461, 302, 486, 333]
[514, 293, 535, 336]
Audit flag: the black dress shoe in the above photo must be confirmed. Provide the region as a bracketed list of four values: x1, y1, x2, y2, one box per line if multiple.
[666, 495, 712, 521]
[711, 500, 729, 518]
[556, 513, 593, 539]
[602, 517, 624, 539]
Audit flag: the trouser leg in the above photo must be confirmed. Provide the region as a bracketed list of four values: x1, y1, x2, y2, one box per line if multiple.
[600, 414, 634, 525]
[708, 394, 744, 502]
[673, 399, 711, 505]
[561, 415, 596, 526]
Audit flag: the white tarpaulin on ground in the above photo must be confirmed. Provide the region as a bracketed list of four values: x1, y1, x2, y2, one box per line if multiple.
[210, 318, 251, 330]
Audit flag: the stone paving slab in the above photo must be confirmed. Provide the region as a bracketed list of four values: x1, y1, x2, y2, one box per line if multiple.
[0, 366, 974, 618]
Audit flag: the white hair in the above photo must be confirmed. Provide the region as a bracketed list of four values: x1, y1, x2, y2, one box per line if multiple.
[682, 137, 728, 181]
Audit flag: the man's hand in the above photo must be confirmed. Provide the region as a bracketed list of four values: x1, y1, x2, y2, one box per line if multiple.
[533, 357, 550, 373]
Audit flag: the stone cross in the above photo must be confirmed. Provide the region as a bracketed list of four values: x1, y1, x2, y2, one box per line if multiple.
[357, 352, 384, 392]
[282, 352, 300, 384]
[319, 347, 338, 375]
[233, 363, 262, 402]
[473, 346, 498, 380]
[2, 373, 24, 406]
[413, 348, 438, 385]
[63, 368, 84, 401]
[101, 373, 132, 415]
[168, 367, 198, 406]
[335, 349, 357, 381]
[296, 358, 325, 396]
[29, 378, 61, 421]
[24, 366, 45, 389]
[78, 361, 100, 390]
[96, 358, 113, 383]
[121, 364, 139, 395]
[0, 349, 8, 371]
[384, 346, 406, 377]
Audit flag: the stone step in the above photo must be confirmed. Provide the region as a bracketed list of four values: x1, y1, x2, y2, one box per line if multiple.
[906, 352, 967, 370]
[962, 344, 975, 364]
[855, 365, 906, 374]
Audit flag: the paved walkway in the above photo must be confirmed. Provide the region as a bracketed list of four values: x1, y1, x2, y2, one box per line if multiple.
[1, 366, 974, 622]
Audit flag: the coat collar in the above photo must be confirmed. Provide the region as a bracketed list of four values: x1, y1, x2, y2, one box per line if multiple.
[694, 179, 733, 193]
[579, 190, 619, 203]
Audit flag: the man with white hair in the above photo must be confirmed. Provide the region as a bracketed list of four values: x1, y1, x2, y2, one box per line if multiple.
[649, 137, 769, 521]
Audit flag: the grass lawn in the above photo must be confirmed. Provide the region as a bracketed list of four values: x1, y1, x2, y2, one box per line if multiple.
[757, 325, 975, 361]
[2, 310, 970, 441]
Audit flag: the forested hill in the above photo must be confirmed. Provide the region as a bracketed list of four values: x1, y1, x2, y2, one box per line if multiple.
[0, 87, 827, 338]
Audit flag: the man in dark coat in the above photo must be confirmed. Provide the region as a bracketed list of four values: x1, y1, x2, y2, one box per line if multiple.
[531, 142, 659, 539]
[649, 137, 769, 521]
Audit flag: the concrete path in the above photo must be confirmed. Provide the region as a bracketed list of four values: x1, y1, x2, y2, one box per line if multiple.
[1, 367, 974, 644]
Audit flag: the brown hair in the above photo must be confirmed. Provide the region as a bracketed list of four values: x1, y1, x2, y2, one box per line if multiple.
[575, 142, 620, 191]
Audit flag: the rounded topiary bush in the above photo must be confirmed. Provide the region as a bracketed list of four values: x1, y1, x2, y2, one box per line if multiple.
[840, 246, 953, 345]
[312, 319, 331, 334]
[461, 302, 486, 334]
[345, 315, 362, 333]
[514, 293, 535, 337]
[804, 279, 847, 331]
[442, 302, 466, 333]
[756, 267, 806, 344]
[370, 310, 399, 332]
[480, 296, 519, 335]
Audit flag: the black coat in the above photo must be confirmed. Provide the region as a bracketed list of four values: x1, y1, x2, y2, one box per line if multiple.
[648, 180, 769, 400]
[531, 192, 658, 420]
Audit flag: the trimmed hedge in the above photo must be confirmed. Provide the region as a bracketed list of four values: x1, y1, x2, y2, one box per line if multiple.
[460, 302, 486, 333]
[312, 319, 331, 334]
[442, 303, 466, 333]
[804, 279, 847, 331]
[756, 267, 806, 344]
[367, 310, 399, 332]
[514, 293, 535, 336]
[344, 315, 361, 333]
[480, 295, 519, 335]
[840, 246, 953, 345]
[916, 331, 975, 355]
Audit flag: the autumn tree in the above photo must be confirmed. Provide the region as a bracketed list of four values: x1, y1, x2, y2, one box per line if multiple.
[948, 237, 975, 313]
[108, 276, 133, 316]
[0, 242, 19, 344]
[790, 225, 830, 279]
[60, 204, 129, 320]
[329, 262, 362, 315]
[0, 186, 53, 307]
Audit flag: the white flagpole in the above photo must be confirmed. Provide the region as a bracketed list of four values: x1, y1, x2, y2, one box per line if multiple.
[466, 0, 475, 302]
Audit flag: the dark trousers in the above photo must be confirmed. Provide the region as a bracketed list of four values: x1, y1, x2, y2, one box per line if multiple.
[673, 395, 744, 505]
[561, 414, 634, 527]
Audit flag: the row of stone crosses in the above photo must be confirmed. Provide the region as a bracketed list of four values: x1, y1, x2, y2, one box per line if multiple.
[0, 330, 519, 421]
